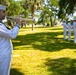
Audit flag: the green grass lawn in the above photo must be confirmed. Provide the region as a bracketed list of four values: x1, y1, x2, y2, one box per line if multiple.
[10, 25, 76, 75]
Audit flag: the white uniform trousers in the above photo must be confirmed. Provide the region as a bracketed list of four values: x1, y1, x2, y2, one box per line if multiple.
[63, 28, 67, 39]
[74, 29, 76, 43]
[68, 29, 71, 41]
[0, 53, 12, 75]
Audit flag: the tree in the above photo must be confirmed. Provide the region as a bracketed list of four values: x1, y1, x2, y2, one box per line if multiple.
[6, 0, 24, 16]
[39, 0, 59, 27]
[0, 0, 24, 16]
[22, 0, 44, 31]
[38, 5, 53, 26]
[58, 0, 76, 19]
[0, 0, 10, 6]
[47, 0, 59, 26]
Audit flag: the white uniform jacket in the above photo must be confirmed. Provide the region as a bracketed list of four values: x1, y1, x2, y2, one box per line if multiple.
[67, 22, 72, 30]
[0, 22, 20, 75]
[73, 22, 76, 30]
[63, 22, 67, 30]
[73, 22, 76, 43]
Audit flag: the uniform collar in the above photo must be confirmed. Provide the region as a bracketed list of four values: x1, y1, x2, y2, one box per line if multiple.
[0, 22, 11, 30]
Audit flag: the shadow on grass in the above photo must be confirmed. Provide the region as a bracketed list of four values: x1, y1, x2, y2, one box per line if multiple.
[50, 28, 63, 30]
[12, 28, 76, 52]
[10, 68, 24, 75]
[44, 58, 76, 75]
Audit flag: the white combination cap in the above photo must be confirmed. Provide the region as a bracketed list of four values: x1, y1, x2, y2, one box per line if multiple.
[0, 5, 6, 11]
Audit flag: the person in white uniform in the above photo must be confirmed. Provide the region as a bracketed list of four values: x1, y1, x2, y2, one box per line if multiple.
[62, 20, 67, 39]
[67, 20, 72, 41]
[0, 5, 21, 75]
[73, 18, 76, 43]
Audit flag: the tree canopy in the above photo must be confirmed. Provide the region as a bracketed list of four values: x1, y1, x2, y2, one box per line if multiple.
[58, 0, 76, 19]
[7, 0, 24, 16]
[0, 0, 10, 6]
[1, 0, 76, 25]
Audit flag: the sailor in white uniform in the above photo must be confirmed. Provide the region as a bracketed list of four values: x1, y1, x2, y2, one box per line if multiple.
[67, 20, 72, 41]
[62, 20, 67, 39]
[0, 5, 21, 75]
[73, 18, 76, 43]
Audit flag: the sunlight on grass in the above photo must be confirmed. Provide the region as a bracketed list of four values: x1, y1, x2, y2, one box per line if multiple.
[11, 26, 76, 75]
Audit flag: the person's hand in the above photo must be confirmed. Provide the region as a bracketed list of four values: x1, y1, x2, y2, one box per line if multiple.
[15, 16, 21, 25]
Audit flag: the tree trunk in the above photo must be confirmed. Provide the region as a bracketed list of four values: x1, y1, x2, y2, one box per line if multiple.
[53, 15, 56, 25]
[50, 16, 53, 27]
[31, 5, 34, 31]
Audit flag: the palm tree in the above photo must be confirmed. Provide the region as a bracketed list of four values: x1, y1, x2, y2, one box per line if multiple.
[23, 0, 44, 31]
[0, 0, 10, 6]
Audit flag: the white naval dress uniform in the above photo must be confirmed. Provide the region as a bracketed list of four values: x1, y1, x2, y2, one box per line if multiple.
[62, 22, 67, 39]
[67, 22, 72, 41]
[0, 22, 20, 75]
[73, 22, 76, 43]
